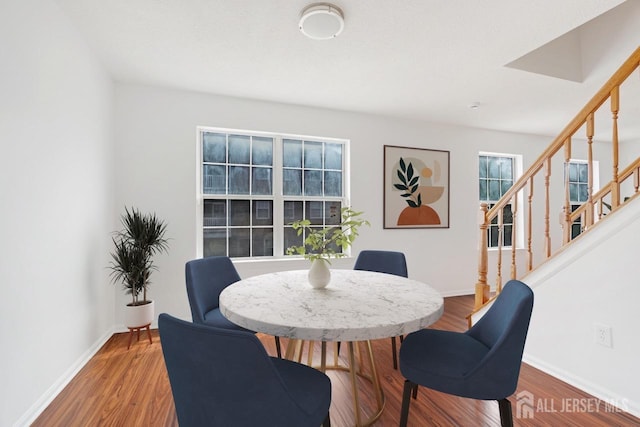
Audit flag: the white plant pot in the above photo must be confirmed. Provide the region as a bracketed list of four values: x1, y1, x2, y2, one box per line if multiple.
[124, 300, 155, 328]
[308, 259, 331, 289]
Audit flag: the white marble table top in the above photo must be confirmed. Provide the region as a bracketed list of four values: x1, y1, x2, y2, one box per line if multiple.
[219, 269, 444, 342]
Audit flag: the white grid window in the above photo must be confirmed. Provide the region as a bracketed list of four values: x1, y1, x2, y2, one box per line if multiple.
[198, 127, 349, 259]
[479, 154, 517, 248]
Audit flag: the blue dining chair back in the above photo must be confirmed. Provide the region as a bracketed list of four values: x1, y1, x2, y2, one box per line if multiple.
[158, 314, 331, 427]
[354, 250, 408, 369]
[185, 256, 282, 357]
[354, 250, 408, 278]
[398, 279, 534, 427]
[185, 256, 241, 325]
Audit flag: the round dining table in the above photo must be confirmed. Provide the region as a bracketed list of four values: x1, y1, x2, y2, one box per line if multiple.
[219, 269, 444, 426]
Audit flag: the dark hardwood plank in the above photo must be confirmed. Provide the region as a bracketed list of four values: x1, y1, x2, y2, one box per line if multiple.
[33, 296, 639, 426]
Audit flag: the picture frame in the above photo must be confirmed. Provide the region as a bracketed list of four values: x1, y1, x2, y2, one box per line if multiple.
[383, 145, 450, 229]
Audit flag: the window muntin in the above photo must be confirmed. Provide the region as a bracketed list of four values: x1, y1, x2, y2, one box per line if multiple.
[568, 161, 589, 203]
[282, 200, 343, 255]
[567, 160, 589, 239]
[202, 132, 274, 196]
[200, 129, 347, 259]
[479, 154, 515, 248]
[281, 138, 344, 256]
[283, 139, 343, 198]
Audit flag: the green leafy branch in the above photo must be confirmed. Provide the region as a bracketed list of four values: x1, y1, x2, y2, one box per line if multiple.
[286, 207, 370, 263]
[394, 157, 422, 207]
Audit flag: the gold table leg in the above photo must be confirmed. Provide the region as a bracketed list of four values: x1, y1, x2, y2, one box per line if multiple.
[284, 338, 304, 360]
[343, 340, 385, 426]
[314, 340, 386, 427]
[365, 340, 384, 409]
[347, 342, 363, 426]
[282, 339, 385, 426]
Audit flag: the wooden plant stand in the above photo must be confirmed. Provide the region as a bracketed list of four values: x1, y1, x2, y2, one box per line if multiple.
[127, 323, 152, 350]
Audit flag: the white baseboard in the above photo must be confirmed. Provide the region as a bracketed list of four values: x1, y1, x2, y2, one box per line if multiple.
[523, 353, 640, 419]
[14, 328, 115, 427]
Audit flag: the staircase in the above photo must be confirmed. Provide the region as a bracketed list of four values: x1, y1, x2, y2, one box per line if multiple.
[470, 46, 640, 321]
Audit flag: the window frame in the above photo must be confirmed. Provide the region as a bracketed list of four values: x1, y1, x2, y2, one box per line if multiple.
[566, 159, 600, 239]
[196, 126, 350, 260]
[478, 151, 524, 250]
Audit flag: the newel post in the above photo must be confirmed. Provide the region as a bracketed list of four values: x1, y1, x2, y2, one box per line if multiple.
[475, 203, 490, 309]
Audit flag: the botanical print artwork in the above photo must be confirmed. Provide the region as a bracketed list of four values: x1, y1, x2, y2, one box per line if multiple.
[393, 157, 444, 225]
[384, 145, 450, 229]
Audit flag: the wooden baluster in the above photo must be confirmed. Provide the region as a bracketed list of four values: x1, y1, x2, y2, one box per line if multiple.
[527, 178, 533, 271]
[611, 86, 620, 209]
[586, 113, 595, 228]
[544, 157, 551, 258]
[475, 203, 489, 309]
[496, 206, 503, 294]
[563, 138, 572, 244]
[510, 193, 518, 280]
[634, 167, 640, 195]
[598, 199, 604, 220]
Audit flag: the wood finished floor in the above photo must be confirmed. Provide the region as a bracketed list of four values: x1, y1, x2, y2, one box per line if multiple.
[33, 295, 639, 426]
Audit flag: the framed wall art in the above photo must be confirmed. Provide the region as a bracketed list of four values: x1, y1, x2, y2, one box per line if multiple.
[383, 145, 450, 229]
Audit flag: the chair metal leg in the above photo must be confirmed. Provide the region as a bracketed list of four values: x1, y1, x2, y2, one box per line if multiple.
[274, 336, 282, 358]
[391, 336, 398, 369]
[498, 398, 513, 427]
[322, 413, 331, 427]
[399, 380, 416, 427]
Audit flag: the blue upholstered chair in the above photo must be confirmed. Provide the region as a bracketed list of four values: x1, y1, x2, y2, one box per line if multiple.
[185, 256, 281, 358]
[398, 279, 534, 427]
[354, 250, 408, 369]
[158, 314, 332, 427]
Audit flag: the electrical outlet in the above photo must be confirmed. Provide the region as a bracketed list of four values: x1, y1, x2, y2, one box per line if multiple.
[594, 323, 613, 348]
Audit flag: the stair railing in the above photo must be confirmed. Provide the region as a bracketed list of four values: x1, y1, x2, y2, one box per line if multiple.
[474, 46, 640, 310]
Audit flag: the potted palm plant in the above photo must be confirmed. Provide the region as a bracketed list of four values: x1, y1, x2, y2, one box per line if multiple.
[109, 207, 169, 328]
[286, 206, 369, 288]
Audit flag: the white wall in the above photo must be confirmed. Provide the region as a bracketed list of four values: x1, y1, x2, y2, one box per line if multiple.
[0, 1, 115, 425]
[113, 83, 552, 326]
[523, 197, 640, 417]
[3, 3, 634, 423]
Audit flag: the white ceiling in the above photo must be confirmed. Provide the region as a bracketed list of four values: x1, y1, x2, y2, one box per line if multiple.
[55, 0, 639, 139]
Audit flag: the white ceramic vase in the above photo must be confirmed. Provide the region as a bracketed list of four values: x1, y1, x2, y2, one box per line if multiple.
[124, 300, 155, 328]
[308, 259, 331, 289]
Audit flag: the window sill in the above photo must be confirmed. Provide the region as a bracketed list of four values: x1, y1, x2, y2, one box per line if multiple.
[486, 246, 525, 252]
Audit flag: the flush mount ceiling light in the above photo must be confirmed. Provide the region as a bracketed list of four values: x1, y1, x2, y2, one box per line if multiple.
[299, 3, 344, 40]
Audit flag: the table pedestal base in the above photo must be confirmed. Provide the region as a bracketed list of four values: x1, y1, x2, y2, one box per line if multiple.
[285, 339, 384, 427]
